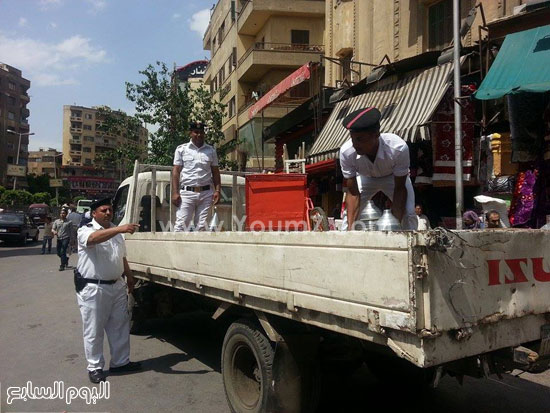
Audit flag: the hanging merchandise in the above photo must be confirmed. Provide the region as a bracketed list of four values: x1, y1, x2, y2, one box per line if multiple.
[509, 169, 539, 227]
[432, 86, 476, 182]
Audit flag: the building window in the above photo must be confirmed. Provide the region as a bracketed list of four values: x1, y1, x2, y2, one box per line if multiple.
[428, 0, 453, 50]
[8, 96, 16, 105]
[291, 30, 310, 46]
[83, 124, 92, 131]
[85, 158, 92, 165]
[85, 113, 93, 120]
[83, 147, 92, 153]
[7, 156, 14, 163]
[232, 47, 237, 69]
[8, 111, 15, 120]
[228, 97, 236, 118]
[8, 81, 16, 91]
[218, 21, 225, 43]
[7, 143, 14, 150]
[84, 135, 94, 142]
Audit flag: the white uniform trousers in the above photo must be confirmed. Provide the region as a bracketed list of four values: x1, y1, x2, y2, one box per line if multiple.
[174, 189, 213, 232]
[77, 279, 130, 371]
[359, 174, 417, 230]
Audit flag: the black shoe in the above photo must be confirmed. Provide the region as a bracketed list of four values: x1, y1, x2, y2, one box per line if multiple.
[41, 251, 45, 255]
[109, 361, 142, 374]
[59, 265, 65, 271]
[88, 369, 106, 383]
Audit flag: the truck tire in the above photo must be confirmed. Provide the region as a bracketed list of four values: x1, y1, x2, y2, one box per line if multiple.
[128, 293, 147, 335]
[222, 319, 274, 413]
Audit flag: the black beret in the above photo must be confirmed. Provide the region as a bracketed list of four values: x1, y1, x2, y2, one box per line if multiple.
[342, 107, 381, 131]
[189, 121, 205, 131]
[90, 197, 112, 211]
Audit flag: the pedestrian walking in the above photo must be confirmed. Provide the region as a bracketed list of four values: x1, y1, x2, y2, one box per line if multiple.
[67, 205, 82, 253]
[41, 216, 53, 254]
[171, 121, 221, 231]
[52, 209, 72, 270]
[75, 197, 141, 384]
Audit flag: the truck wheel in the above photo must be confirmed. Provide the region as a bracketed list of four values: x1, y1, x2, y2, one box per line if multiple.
[222, 320, 274, 413]
[128, 293, 147, 335]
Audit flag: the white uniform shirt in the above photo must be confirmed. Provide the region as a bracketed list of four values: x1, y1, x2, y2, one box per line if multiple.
[339, 133, 410, 179]
[173, 141, 219, 187]
[77, 219, 126, 280]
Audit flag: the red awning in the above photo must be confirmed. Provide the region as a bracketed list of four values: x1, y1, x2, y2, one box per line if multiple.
[305, 159, 336, 175]
[248, 63, 312, 119]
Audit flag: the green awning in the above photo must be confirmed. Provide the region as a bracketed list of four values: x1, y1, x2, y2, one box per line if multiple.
[475, 24, 550, 100]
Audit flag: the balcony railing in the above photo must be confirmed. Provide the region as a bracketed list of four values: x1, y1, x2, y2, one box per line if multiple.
[238, 42, 324, 67]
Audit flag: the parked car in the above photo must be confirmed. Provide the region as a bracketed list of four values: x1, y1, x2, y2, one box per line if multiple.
[28, 203, 51, 226]
[0, 212, 39, 245]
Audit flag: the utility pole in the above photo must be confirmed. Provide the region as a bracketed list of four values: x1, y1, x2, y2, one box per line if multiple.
[453, 0, 463, 229]
[6, 129, 34, 190]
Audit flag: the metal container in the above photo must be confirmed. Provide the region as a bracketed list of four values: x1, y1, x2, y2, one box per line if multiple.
[375, 209, 402, 231]
[357, 200, 381, 231]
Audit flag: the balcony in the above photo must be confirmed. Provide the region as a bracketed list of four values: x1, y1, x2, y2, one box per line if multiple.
[69, 150, 81, 155]
[238, 0, 325, 36]
[70, 116, 82, 121]
[69, 138, 81, 144]
[237, 42, 323, 82]
[70, 127, 83, 133]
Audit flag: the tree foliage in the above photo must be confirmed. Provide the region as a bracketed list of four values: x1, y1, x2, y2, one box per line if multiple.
[1, 189, 33, 207]
[26, 174, 51, 195]
[95, 107, 147, 179]
[125, 62, 238, 168]
[32, 192, 51, 204]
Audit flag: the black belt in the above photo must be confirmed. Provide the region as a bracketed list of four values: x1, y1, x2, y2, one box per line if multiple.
[181, 185, 211, 192]
[82, 278, 118, 285]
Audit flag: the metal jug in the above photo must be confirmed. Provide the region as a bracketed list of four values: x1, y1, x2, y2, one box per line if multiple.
[209, 207, 220, 232]
[375, 209, 402, 231]
[357, 200, 381, 231]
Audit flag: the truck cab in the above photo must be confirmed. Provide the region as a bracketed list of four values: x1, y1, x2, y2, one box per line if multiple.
[113, 169, 245, 231]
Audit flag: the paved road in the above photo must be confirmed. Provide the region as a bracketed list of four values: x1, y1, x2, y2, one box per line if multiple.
[1, 237, 549, 412]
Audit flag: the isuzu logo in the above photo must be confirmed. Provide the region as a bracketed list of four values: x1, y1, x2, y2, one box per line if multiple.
[488, 258, 550, 286]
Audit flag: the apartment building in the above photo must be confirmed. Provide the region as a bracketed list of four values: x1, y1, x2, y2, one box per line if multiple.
[0, 63, 31, 188]
[324, 0, 530, 87]
[28, 148, 62, 177]
[62, 105, 147, 170]
[203, 0, 325, 169]
[61, 105, 148, 197]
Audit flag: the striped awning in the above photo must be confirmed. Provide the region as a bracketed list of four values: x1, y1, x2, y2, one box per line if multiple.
[307, 61, 455, 163]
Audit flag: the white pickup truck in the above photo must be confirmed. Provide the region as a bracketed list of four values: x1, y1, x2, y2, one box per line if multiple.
[114, 162, 550, 413]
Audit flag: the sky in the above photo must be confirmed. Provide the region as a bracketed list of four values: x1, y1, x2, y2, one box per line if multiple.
[0, 0, 213, 151]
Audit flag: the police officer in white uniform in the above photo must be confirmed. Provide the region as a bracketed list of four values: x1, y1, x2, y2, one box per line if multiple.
[76, 198, 141, 383]
[339, 107, 417, 230]
[172, 122, 221, 231]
